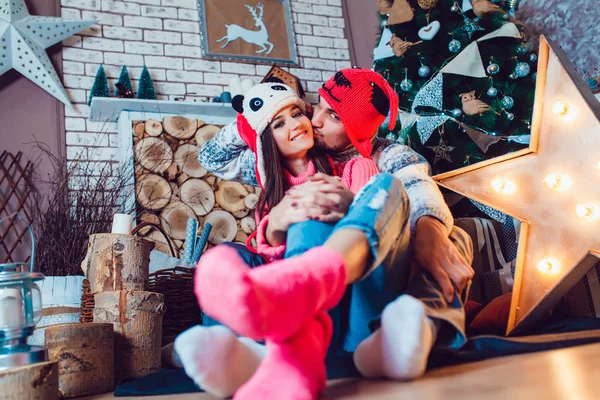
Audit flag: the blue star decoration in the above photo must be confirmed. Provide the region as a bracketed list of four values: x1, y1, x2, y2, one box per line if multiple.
[0, 0, 95, 107]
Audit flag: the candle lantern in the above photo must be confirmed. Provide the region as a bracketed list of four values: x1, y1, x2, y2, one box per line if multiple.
[0, 214, 46, 371]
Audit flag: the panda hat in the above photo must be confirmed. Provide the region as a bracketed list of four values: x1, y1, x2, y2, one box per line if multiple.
[232, 83, 306, 187]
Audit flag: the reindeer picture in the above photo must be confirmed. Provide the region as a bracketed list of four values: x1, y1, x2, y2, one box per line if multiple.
[217, 3, 274, 55]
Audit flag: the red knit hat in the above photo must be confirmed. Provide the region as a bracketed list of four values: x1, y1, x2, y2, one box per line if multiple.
[318, 68, 398, 158]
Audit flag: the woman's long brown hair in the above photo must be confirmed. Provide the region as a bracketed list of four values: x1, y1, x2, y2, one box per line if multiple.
[257, 126, 333, 219]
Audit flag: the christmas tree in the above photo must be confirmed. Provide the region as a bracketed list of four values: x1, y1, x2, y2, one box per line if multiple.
[88, 65, 110, 106]
[114, 65, 134, 98]
[136, 66, 157, 100]
[375, 0, 537, 175]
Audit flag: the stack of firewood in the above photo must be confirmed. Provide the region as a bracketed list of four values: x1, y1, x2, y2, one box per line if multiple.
[132, 116, 258, 257]
[81, 233, 164, 384]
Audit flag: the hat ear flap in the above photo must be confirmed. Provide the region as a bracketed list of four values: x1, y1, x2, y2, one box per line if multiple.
[232, 95, 245, 113]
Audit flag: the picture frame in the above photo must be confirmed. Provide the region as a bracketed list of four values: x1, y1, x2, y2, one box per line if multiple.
[197, 0, 299, 66]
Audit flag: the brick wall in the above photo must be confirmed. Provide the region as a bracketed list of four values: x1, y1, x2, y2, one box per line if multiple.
[61, 0, 351, 172]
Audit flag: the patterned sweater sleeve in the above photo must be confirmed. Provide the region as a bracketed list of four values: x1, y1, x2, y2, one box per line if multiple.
[197, 120, 259, 186]
[376, 140, 453, 236]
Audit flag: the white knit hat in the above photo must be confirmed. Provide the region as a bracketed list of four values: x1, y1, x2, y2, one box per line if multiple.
[233, 83, 305, 186]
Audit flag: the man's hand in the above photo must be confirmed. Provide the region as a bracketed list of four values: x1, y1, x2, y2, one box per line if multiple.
[286, 173, 355, 218]
[414, 216, 474, 303]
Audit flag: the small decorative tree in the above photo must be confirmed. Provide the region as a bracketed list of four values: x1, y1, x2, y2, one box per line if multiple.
[114, 65, 134, 98]
[137, 66, 157, 100]
[88, 65, 110, 105]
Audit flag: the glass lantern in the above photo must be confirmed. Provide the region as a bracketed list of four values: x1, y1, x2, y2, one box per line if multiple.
[0, 214, 46, 371]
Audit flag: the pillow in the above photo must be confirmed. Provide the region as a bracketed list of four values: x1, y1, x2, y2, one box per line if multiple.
[469, 292, 512, 334]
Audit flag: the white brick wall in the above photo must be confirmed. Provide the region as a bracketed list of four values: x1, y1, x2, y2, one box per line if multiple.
[61, 0, 350, 166]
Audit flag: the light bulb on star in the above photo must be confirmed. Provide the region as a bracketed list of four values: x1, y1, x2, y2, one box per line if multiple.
[537, 258, 560, 276]
[552, 100, 569, 116]
[490, 177, 516, 195]
[543, 172, 571, 192]
[576, 203, 599, 222]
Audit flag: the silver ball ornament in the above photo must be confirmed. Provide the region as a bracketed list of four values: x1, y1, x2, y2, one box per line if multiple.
[451, 4, 459, 12]
[451, 109, 462, 118]
[448, 39, 461, 53]
[487, 63, 500, 75]
[501, 96, 515, 110]
[506, 112, 515, 121]
[386, 133, 398, 141]
[487, 87, 498, 97]
[418, 65, 431, 78]
[515, 62, 531, 78]
[400, 78, 413, 92]
[532, 72, 537, 81]
[509, 72, 517, 80]
[529, 53, 537, 63]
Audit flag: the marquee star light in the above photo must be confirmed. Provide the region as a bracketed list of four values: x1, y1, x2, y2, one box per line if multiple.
[434, 36, 600, 335]
[0, 0, 95, 107]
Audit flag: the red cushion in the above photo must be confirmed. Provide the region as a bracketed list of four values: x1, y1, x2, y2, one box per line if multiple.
[469, 293, 512, 334]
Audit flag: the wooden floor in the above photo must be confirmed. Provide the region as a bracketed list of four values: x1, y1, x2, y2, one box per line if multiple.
[84, 342, 600, 400]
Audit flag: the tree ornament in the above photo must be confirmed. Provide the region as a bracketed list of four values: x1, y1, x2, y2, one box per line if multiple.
[461, 90, 491, 115]
[532, 72, 537, 81]
[471, 0, 503, 17]
[448, 39, 461, 53]
[427, 136, 455, 165]
[487, 87, 498, 97]
[487, 62, 500, 75]
[386, 132, 398, 141]
[515, 62, 531, 78]
[451, 108, 463, 118]
[389, 34, 422, 57]
[137, 66, 157, 100]
[451, 2, 460, 12]
[378, 0, 414, 25]
[509, 72, 517, 80]
[418, 65, 431, 78]
[506, 112, 515, 121]
[88, 65, 110, 106]
[418, 0, 439, 10]
[501, 96, 515, 109]
[530, 53, 538, 63]
[400, 78, 413, 91]
[418, 20, 441, 40]
[461, 15, 484, 39]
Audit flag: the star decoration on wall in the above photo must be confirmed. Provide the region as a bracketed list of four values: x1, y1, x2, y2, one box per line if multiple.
[427, 136, 455, 165]
[434, 36, 600, 335]
[0, 0, 95, 107]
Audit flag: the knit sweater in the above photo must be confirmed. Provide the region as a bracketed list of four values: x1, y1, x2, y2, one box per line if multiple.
[198, 121, 454, 237]
[255, 157, 379, 262]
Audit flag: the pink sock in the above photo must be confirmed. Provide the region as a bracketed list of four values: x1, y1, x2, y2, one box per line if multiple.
[234, 311, 332, 400]
[196, 246, 347, 341]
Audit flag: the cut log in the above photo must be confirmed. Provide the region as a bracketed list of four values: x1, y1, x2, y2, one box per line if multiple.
[175, 144, 207, 178]
[136, 174, 172, 210]
[204, 175, 217, 187]
[165, 163, 179, 181]
[0, 361, 58, 400]
[93, 291, 165, 383]
[233, 210, 249, 218]
[144, 119, 163, 137]
[195, 125, 220, 147]
[145, 229, 176, 256]
[215, 181, 248, 213]
[204, 210, 237, 244]
[134, 138, 173, 174]
[235, 231, 249, 244]
[177, 172, 190, 186]
[136, 212, 160, 236]
[169, 182, 180, 199]
[82, 233, 154, 293]
[160, 201, 197, 240]
[240, 217, 256, 234]
[133, 123, 145, 138]
[196, 119, 205, 129]
[45, 323, 115, 398]
[163, 116, 196, 139]
[180, 179, 215, 216]
[243, 184, 255, 194]
[244, 193, 259, 210]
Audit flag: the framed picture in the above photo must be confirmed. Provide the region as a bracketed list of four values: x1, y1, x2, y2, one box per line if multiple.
[198, 0, 299, 66]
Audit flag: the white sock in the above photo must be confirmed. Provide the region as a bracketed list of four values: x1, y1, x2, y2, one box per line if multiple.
[174, 325, 267, 398]
[353, 294, 437, 380]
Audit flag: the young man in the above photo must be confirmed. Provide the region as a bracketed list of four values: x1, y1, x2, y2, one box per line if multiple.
[177, 69, 474, 398]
